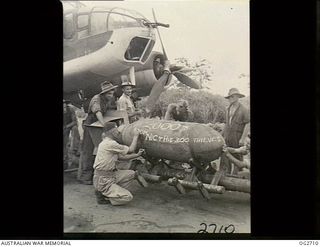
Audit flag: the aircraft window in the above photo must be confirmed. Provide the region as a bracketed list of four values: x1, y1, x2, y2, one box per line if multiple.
[113, 8, 146, 20]
[90, 12, 108, 35]
[108, 13, 142, 30]
[125, 9, 146, 20]
[124, 37, 150, 61]
[141, 39, 155, 63]
[78, 29, 89, 39]
[63, 13, 75, 39]
[108, 13, 126, 29]
[77, 14, 89, 29]
[122, 15, 143, 28]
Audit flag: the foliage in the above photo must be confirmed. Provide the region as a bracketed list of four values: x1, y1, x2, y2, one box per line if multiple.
[166, 57, 214, 90]
[138, 88, 230, 123]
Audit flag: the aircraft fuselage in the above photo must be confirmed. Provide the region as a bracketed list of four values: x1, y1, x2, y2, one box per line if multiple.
[63, 4, 160, 105]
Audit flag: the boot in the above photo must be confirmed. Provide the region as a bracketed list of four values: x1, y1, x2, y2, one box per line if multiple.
[95, 190, 110, 204]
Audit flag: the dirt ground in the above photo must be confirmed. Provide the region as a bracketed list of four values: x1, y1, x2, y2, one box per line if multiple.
[64, 171, 250, 233]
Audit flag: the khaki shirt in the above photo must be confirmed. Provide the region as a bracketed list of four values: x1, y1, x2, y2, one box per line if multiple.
[93, 137, 129, 171]
[117, 94, 135, 114]
[228, 103, 238, 125]
[84, 94, 108, 125]
[224, 103, 250, 147]
[117, 94, 138, 123]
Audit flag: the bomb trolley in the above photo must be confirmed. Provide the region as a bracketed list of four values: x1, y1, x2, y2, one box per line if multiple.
[88, 118, 250, 199]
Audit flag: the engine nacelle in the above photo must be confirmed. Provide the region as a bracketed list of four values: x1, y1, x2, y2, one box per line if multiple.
[119, 119, 225, 163]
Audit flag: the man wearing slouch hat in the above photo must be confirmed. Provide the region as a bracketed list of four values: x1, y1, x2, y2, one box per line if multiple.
[78, 81, 118, 185]
[221, 88, 250, 175]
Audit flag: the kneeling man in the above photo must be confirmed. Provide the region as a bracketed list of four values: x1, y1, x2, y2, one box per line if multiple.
[93, 122, 144, 206]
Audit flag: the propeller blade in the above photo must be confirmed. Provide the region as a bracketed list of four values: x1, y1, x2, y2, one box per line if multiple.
[169, 64, 193, 74]
[129, 66, 136, 86]
[169, 65, 184, 73]
[176, 68, 194, 74]
[173, 71, 201, 89]
[145, 73, 173, 113]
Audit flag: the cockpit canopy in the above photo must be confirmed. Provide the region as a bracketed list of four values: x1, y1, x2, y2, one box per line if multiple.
[63, 5, 150, 40]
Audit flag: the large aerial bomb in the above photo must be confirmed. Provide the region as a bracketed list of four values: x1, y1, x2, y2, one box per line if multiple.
[119, 119, 225, 164]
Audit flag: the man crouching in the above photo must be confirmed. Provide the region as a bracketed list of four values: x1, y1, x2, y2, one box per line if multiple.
[93, 122, 144, 206]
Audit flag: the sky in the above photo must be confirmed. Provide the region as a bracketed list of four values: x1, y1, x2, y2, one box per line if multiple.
[81, 0, 250, 96]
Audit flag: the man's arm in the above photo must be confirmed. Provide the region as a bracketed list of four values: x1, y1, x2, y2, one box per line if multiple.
[89, 95, 106, 126]
[127, 128, 141, 153]
[227, 146, 248, 155]
[119, 149, 144, 160]
[64, 108, 77, 130]
[95, 111, 105, 126]
[239, 106, 250, 146]
[164, 104, 175, 120]
[65, 121, 77, 130]
[224, 151, 248, 169]
[65, 120, 77, 129]
[239, 123, 250, 146]
[222, 145, 249, 169]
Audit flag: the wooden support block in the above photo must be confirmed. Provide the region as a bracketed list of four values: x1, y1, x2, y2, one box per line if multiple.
[184, 166, 198, 182]
[201, 173, 250, 193]
[168, 178, 225, 194]
[170, 177, 186, 194]
[211, 170, 224, 185]
[219, 176, 250, 193]
[197, 181, 210, 200]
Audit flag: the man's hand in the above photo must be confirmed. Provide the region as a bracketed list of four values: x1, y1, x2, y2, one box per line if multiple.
[137, 148, 145, 156]
[239, 139, 246, 147]
[222, 144, 228, 153]
[133, 127, 143, 137]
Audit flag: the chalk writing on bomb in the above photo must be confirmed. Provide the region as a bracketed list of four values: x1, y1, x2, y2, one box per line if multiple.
[136, 121, 224, 145]
[144, 133, 189, 143]
[193, 137, 224, 143]
[142, 122, 189, 131]
[137, 129, 223, 144]
[122, 120, 225, 162]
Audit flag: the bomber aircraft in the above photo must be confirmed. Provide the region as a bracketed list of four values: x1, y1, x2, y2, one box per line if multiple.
[63, 1, 200, 111]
